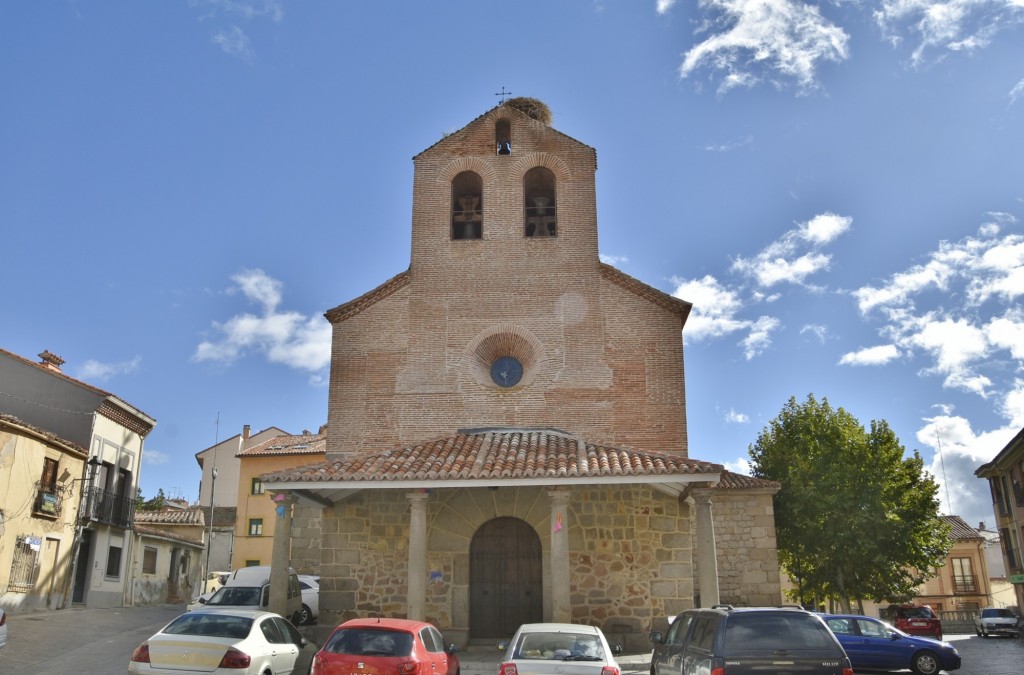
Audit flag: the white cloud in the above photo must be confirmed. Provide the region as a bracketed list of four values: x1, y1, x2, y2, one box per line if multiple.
[673, 274, 749, 340]
[76, 356, 142, 382]
[656, 0, 679, 14]
[838, 344, 901, 366]
[143, 449, 171, 466]
[194, 269, 331, 373]
[800, 324, 828, 342]
[732, 212, 851, 287]
[1011, 77, 1024, 105]
[725, 408, 750, 423]
[678, 0, 850, 94]
[741, 315, 781, 359]
[853, 221, 1024, 398]
[724, 456, 753, 475]
[213, 26, 253, 60]
[599, 253, 629, 266]
[874, 0, 1024, 67]
[704, 134, 754, 152]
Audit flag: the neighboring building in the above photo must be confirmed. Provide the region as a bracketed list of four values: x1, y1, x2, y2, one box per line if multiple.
[131, 506, 206, 605]
[262, 99, 782, 649]
[195, 424, 289, 509]
[976, 523, 1018, 608]
[194, 424, 289, 577]
[0, 348, 156, 609]
[914, 516, 993, 613]
[232, 432, 325, 570]
[0, 414, 88, 613]
[975, 426, 1024, 612]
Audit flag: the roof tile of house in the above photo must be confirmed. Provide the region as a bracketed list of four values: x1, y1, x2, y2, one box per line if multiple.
[135, 506, 205, 526]
[263, 428, 723, 484]
[942, 514, 982, 540]
[238, 433, 326, 457]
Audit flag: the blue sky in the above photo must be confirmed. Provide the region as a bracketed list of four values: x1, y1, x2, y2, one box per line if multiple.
[2, 1, 1022, 531]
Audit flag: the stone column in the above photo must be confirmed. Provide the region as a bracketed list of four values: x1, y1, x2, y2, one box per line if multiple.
[269, 492, 294, 618]
[692, 487, 720, 607]
[407, 492, 429, 621]
[548, 489, 571, 622]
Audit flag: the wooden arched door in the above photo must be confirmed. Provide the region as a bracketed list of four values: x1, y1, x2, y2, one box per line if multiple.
[470, 516, 543, 638]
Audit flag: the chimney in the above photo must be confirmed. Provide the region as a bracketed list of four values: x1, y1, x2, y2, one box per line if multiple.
[242, 424, 251, 442]
[38, 350, 65, 372]
[979, 521, 986, 531]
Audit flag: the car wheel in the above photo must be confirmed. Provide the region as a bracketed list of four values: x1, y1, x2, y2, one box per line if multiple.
[975, 626, 982, 636]
[298, 604, 312, 625]
[911, 650, 940, 675]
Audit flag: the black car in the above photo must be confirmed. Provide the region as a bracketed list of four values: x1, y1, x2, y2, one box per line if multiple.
[649, 605, 853, 675]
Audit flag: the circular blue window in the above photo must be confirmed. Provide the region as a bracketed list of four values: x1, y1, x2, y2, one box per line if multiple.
[490, 356, 523, 387]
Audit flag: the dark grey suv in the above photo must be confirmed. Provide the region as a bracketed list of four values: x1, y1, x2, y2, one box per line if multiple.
[649, 605, 853, 675]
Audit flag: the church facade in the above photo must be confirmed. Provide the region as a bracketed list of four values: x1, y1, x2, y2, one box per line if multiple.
[265, 100, 781, 648]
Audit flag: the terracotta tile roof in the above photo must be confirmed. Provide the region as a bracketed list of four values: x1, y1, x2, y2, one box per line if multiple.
[135, 506, 205, 526]
[943, 514, 982, 540]
[714, 470, 781, 491]
[239, 433, 326, 457]
[133, 524, 205, 548]
[200, 506, 237, 528]
[263, 428, 722, 485]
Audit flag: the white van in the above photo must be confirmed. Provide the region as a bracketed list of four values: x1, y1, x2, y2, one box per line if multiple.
[193, 566, 302, 624]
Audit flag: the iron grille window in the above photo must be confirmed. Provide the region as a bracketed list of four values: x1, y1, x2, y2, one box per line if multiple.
[143, 546, 158, 574]
[8, 534, 41, 592]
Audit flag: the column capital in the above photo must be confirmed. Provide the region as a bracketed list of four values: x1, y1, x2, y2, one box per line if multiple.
[547, 489, 571, 506]
[407, 491, 429, 507]
[691, 487, 715, 505]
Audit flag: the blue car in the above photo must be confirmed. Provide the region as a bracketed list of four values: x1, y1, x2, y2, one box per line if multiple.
[820, 614, 960, 675]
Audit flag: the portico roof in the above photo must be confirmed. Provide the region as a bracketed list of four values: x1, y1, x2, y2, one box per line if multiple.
[261, 427, 725, 504]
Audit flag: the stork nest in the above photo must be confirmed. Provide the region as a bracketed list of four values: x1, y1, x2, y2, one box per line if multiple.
[503, 97, 552, 125]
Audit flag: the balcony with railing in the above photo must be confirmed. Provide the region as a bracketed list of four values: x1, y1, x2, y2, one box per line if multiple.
[951, 573, 979, 594]
[80, 485, 135, 529]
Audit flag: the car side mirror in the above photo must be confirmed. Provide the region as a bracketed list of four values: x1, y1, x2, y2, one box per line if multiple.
[447, 643, 459, 654]
[649, 631, 663, 644]
[198, 597, 207, 604]
[611, 645, 623, 656]
[497, 640, 510, 651]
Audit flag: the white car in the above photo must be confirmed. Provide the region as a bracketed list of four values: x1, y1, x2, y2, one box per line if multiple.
[297, 574, 319, 625]
[500, 622, 622, 675]
[128, 608, 316, 675]
[0, 607, 7, 650]
[974, 606, 1020, 637]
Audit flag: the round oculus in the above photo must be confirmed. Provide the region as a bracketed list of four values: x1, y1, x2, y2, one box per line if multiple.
[490, 356, 523, 387]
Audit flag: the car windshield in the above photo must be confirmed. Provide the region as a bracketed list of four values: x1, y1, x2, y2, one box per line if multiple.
[900, 607, 934, 619]
[723, 614, 837, 654]
[982, 608, 1014, 618]
[323, 628, 414, 656]
[163, 614, 254, 640]
[206, 586, 261, 606]
[514, 632, 605, 660]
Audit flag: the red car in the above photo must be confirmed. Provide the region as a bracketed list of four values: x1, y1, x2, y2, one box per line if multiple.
[312, 618, 460, 675]
[885, 604, 943, 640]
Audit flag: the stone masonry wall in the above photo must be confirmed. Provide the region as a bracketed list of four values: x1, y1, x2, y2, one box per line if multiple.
[702, 489, 782, 607]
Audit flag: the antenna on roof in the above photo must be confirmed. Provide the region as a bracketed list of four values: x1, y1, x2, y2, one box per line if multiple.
[495, 86, 512, 104]
[935, 429, 952, 514]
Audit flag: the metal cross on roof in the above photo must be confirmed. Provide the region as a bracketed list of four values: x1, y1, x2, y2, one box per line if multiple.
[495, 87, 512, 104]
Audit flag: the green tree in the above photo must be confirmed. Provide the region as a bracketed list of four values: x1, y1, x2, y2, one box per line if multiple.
[137, 487, 167, 511]
[749, 394, 951, 612]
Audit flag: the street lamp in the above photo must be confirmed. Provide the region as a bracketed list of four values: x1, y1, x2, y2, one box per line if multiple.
[203, 466, 218, 595]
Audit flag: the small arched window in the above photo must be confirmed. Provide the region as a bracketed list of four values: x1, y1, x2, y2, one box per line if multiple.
[524, 166, 556, 237]
[451, 171, 483, 240]
[495, 119, 512, 155]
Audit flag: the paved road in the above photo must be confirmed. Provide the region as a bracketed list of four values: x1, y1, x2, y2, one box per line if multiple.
[0, 605, 1021, 675]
